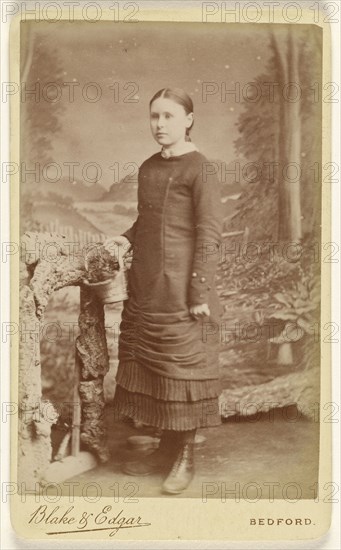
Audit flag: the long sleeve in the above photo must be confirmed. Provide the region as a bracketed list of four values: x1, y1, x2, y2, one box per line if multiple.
[121, 165, 143, 246]
[188, 168, 223, 306]
[121, 218, 138, 246]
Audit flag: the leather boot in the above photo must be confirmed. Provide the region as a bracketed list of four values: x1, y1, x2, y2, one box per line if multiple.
[122, 430, 178, 476]
[161, 430, 196, 494]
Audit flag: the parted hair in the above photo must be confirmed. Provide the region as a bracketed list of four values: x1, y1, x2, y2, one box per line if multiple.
[149, 87, 194, 141]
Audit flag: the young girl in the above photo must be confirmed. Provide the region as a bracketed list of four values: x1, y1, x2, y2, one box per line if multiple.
[105, 87, 223, 494]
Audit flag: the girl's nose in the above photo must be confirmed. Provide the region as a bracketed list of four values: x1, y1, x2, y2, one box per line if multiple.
[157, 117, 164, 129]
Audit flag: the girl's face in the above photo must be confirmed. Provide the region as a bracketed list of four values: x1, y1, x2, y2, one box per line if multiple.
[150, 97, 193, 148]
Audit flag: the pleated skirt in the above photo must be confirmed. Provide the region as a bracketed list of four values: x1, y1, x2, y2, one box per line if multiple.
[112, 360, 222, 431]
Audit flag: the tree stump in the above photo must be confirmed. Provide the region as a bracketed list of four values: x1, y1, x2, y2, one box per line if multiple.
[18, 232, 114, 488]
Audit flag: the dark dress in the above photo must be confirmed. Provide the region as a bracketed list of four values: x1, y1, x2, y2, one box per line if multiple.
[113, 150, 223, 430]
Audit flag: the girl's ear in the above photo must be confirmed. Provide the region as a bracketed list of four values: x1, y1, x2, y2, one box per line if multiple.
[186, 112, 194, 129]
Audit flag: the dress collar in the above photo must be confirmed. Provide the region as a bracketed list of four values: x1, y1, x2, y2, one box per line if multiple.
[161, 141, 199, 159]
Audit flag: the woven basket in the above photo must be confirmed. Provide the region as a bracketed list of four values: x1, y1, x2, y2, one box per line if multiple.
[83, 255, 128, 304]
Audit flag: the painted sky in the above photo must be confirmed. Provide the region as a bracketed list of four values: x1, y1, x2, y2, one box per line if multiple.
[23, 21, 275, 189]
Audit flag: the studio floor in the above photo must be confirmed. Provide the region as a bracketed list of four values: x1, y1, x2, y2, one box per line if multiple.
[62, 406, 320, 501]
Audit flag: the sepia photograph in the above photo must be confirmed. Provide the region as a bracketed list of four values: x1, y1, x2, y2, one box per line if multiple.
[6, 2, 335, 542]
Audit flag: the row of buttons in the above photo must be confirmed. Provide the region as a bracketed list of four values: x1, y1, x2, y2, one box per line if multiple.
[192, 272, 212, 298]
[192, 272, 206, 283]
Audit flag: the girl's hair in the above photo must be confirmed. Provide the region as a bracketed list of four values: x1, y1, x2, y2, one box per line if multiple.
[149, 87, 194, 142]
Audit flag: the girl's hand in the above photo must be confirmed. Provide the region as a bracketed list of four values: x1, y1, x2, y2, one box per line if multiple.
[189, 303, 210, 319]
[103, 235, 131, 258]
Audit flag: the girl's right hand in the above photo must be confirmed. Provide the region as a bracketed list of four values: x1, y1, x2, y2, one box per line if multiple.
[189, 303, 210, 319]
[103, 235, 131, 258]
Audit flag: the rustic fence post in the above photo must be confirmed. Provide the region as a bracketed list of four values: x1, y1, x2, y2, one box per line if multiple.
[18, 232, 114, 487]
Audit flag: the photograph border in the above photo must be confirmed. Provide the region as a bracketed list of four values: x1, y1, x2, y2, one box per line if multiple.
[5, 0, 337, 543]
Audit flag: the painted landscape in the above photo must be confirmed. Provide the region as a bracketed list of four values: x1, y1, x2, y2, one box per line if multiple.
[19, 22, 322, 490]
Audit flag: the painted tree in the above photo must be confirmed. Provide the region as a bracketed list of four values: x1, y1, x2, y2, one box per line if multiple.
[232, 25, 322, 242]
[272, 26, 302, 241]
[20, 23, 66, 233]
[21, 23, 65, 169]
